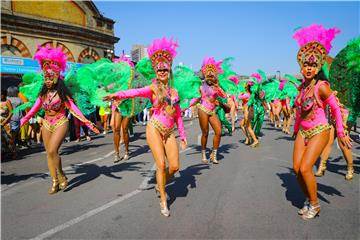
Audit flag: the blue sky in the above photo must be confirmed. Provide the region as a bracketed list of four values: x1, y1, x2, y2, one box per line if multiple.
[94, 1, 359, 76]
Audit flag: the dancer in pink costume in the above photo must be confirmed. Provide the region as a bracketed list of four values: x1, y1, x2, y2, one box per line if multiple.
[20, 47, 99, 194]
[188, 57, 226, 164]
[292, 24, 352, 219]
[104, 37, 187, 217]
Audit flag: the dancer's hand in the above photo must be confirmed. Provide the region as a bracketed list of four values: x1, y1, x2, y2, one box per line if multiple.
[339, 135, 353, 149]
[103, 94, 117, 101]
[180, 139, 187, 150]
[91, 124, 101, 134]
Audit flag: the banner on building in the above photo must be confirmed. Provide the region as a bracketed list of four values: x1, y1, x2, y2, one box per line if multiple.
[1, 56, 84, 74]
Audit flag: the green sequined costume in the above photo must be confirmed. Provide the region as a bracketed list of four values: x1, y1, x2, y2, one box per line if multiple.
[215, 97, 232, 136]
[329, 37, 360, 125]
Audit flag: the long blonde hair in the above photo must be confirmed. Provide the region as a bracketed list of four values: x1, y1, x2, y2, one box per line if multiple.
[155, 70, 174, 106]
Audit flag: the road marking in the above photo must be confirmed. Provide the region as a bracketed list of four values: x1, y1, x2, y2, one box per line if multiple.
[3, 121, 194, 193]
[30, 189, 142, 240]
[31, 134, 201, 240]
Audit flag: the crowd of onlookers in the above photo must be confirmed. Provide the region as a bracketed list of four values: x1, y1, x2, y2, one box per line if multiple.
[0, 85, 199, 160]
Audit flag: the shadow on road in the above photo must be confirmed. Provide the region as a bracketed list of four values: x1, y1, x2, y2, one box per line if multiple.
[1, 171, 48, 185]
[166, 164, 211, 208]
[60, 143, 111, 156]
[2, 144, 45, 162]
[276, 167, 344, 208]
[129, 144, 150, 158]
[64, 161, 146, 192]
[320, 156, 360, 177]
[275, 136, 294, 141]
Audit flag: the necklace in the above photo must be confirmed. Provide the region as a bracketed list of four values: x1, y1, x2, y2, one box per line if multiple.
[47, 90, 58, 104]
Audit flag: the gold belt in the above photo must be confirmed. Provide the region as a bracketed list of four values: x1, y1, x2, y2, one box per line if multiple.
[148, 117, 174, 141]
[300, 124, 331, 140]
[197, 103, 215, 115]
[43, 116, 68, 133]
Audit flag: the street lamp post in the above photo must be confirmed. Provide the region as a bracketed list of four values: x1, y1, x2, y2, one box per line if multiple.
[276, 70, 281, 80]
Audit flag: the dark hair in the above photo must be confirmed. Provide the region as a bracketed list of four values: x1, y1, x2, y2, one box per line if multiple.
[7, 86, 18, 97]
[1, 89, 7, 96]
[39, 78, 72, 102]
[315, 69, 328, 82]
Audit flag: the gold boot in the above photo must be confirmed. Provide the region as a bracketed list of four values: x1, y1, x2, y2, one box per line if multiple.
[48, 177, 59, 195]
[201, 150, 208, 164]
[58, 170, 68, 190]
[315, 158, 327, 177]
[345, 163, 354, 181]
[210, 149, 219, 164]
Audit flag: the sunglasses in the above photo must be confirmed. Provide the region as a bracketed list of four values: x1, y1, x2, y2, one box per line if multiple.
[157, 69, 169, 73]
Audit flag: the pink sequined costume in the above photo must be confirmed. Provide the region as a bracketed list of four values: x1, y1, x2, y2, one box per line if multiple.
[113, 84, 186, 141]
[20, 96, 95, 132]
[189, 81, 226, 115]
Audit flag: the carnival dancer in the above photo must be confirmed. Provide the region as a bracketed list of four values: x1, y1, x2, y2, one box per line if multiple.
[104, 37, 187, 217]
[292, 24, 352, 219]
[19, 47, 100, 194]
[111, 56, 140, 162]
[315, 93, 354, 180]
[238, 80, 259, 147]
[249, 71, 266, 137]
[189, 57, 227, 164]
[316, 37, 360, 180]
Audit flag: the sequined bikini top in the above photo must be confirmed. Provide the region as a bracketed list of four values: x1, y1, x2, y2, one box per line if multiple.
[201, 82, 218, 100]
[43, 92, 64, 112]
[296, 80, 327, 114]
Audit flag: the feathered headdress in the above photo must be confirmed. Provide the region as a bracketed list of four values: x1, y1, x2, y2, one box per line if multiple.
[201, 57, 223, 76]
[293, 24, 340, 69]
[228, 76, 240, 85]
[113, 54, 134, 68]
[147, 37, 178, 71]
[279, 79, 287, 91]
[250, 73, 261, 83]
[34, 46, 67, 83]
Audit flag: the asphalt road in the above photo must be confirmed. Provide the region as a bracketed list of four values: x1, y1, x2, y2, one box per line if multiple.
[1, 118, 359, 239]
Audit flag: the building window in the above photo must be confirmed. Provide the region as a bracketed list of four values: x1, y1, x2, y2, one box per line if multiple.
[82, 55, 96, 64]
[106, 23, 113, 30]
[96, 20, 103, 27]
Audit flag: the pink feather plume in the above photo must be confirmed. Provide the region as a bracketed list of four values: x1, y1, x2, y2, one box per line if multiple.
[147, 37, 178, 58]
[34, 45, 67, 72]
[279, 79, 287, 91]
[228, 76, 240, 85]
[292, 24, 340, 53]
[250, 73, 261, 83]
[113, 54, 134, 68]
[202, 57, 223, 74]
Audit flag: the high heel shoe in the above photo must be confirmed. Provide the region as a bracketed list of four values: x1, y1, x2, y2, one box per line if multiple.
[302, 204, 320, 220]
[114, 152, 121, 163]
[298, 199, 309, 215]
[48, 177, 59, 195]
[250, 141, 259, 148]
[123, 151, 130, 161]
[160, 200, 170, 217]
[57, 170, 68, 191]
[345, 164, 354, 181]
[210, 149, 219, 164]
[244, 138, 250, 145]
[315, 159, 327, 177]
[201, 150, 208, 164]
